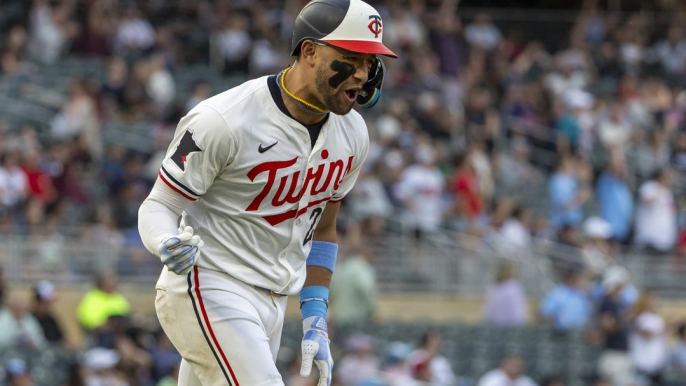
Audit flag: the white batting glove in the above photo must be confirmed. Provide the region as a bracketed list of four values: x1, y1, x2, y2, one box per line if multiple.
[157, 226, 204, 275]
[300, 316, 333, 386]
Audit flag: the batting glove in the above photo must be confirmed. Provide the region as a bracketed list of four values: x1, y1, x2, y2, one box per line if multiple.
[157, 226, 204, 275]
[300, 316, 333, 386]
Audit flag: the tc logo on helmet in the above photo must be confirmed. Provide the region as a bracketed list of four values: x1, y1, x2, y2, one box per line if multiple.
[368, 15, 382, 38]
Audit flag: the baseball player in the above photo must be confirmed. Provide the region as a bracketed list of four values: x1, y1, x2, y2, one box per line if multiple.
[137, 0, 397, 385]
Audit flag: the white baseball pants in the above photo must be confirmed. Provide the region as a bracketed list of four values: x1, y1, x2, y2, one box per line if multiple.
[155, 266, 289, 386]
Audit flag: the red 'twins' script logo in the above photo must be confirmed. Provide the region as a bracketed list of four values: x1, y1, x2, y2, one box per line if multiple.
[245, 152, 354, 225]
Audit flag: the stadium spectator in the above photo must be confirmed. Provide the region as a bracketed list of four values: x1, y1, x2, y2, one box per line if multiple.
[634, 168, 677, 253]
[650, 25, 686, 80]
[540, 267, 592, 332]
[634, 130, 670, 181]
[114, 6, 155, 56]
[495, 137, 540, 189]
[149, 330, 181, 383]
[549, 156, 589, 231]
[499, 205, 533, 250]
[30, 280, 66, 346]
[629, 291, 667, 384]
[185, 81, 212, 113]
[50, 79, 102, 159]
[394, 143, 445, 236]
[597, 265, 633, 386]
[217, 12, 252, 75]
[27, 0, 78, 65]
[329, 246, 378, 323]
[581, 217, 614, 278]
[76, 272, 130, 331]
[451, 152, 483, 230]
[597, 101, 632, 152]
[482, 262, 528, 327]
[0, 293, 47, 351]
[670, 322, 686, 381]
[476, 355, 538, 386]
[381, 341, 416, 386]
[349, 167, 393, 235]
[145, 54, 176, 113]
[1, 26, 30, 75]
[336, 334, 380, 386]
[595, 157, 634, 243]
[5, 358, 32, 386]
[407, 331, 456, 386]
[464, 13, 502, 52]
[0, 150, 28, 209]
[82, 347, 128, 386]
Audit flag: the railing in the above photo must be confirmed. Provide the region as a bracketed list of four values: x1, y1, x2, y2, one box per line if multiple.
[1, 218, 685, 298]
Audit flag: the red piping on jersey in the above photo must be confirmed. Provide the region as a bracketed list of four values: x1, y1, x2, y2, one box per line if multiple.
[193, 267, 241, 386]
[159, 171, 197, 201]
[262, 196, 332, 226]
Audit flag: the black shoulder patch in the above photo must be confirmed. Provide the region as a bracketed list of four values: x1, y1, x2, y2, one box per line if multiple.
[171, 130, 203, 171]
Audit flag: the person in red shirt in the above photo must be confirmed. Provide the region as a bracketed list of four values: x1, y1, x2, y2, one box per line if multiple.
[451, 153, 483, 227]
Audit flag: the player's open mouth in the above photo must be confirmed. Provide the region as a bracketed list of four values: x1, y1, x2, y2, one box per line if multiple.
[344, 89, 358, 102]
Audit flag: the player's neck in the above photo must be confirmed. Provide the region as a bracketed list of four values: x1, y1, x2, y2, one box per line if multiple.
[281, 66, 328, 125]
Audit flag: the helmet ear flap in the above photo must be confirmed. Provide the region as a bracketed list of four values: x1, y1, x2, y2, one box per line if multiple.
[357, 58, 385, 109]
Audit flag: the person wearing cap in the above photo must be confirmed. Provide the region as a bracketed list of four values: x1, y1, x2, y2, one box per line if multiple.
[394, 143, 445, 238]
[83, 347, 128, 386]
[539, 266, 592, 332]
[5, 358, 32, 386]
[628, 291, 667, 385]
[136, 0, 397, 385]
[581, 216, 614, 278]
[596, 265, 633, 386]
[30, 280, 66, 346]
[336, 333, 379, 386]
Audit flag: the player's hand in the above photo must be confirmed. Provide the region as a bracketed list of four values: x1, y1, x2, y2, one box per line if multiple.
[300, 316, 333, 386]
[157, 226, 204, 275]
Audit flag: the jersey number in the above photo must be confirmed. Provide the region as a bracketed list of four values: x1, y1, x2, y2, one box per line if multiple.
[303, 207, 323, 246]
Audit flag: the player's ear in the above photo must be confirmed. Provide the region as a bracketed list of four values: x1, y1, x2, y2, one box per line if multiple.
[300, 40, 317, 67]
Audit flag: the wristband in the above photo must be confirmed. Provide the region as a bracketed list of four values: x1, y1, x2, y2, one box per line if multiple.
[306, 241, 338, 273]
[300, 285, 329, 319]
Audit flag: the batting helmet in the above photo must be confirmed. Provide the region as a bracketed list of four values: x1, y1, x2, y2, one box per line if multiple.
[290, 0, 398, 58]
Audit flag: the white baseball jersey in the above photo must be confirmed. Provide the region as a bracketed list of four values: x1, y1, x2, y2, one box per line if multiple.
[157, 76, 369, 295]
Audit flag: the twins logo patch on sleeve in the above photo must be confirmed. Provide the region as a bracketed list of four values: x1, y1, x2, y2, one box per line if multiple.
[171, 130, 203, 171]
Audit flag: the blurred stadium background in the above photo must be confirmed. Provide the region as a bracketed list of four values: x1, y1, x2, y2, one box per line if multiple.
[1, 0, 686, 385]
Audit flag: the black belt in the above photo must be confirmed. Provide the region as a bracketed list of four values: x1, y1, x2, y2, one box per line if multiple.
[254, 285, 289, 297]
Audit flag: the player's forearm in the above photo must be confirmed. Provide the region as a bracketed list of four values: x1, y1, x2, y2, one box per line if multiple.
[304, 266, 333, 288]
[138, 198, 182, 257]
[138, 178, 189, 257]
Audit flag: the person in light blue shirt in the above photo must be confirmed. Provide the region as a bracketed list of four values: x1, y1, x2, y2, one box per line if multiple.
[540, 268, 592, 331]
[596, 159, 634, 242]
[549, 156, 588, 230]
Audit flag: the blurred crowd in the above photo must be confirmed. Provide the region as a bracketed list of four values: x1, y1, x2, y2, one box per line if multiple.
[0, 0, 685, 384]
[0, 0, 686, 275]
